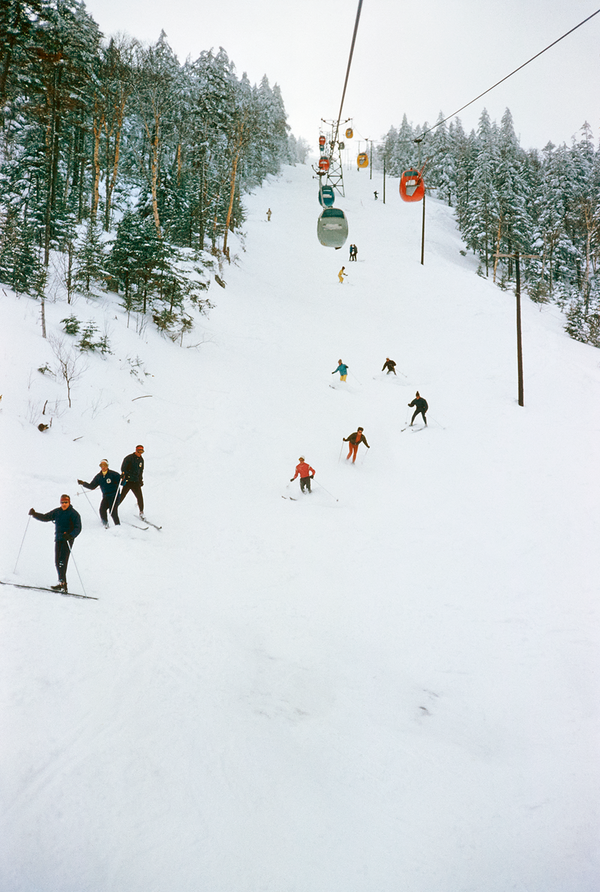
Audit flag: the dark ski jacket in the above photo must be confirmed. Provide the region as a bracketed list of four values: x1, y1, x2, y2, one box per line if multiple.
[382, 359, 396, 372]
[121, 452, 144, 484]
[81, 470, 120, 498]
[409, 397, 428, 412]
[32, 505, 82, 542]
[344, 430, 370, 448]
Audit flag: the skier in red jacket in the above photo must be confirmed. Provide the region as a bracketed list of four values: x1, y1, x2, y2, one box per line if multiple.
[291, 457, 315, 493]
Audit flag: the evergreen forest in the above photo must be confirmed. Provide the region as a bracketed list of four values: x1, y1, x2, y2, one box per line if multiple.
[376, 110, 600, 346]
[0, 0, 306, 339]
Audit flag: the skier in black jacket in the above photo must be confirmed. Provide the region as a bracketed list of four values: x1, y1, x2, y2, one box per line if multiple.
[29, 494, 82, 592]
[118, 445, 145, 515]
[408, 392, 428, 426]
[78, 460, 121, 527]
[382, 357, 397, 375]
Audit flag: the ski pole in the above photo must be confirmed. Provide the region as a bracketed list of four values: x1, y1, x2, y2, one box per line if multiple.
[429, 416, 446, 429]
[338, 440, 345, 462]
[350, 371, 362, 385]
[110, 486, 121, 514]
[315, 480, 338, 501]
[13, 515, 31, 573]
[76, 488, 97, 517]
[67, 540, 88, 598]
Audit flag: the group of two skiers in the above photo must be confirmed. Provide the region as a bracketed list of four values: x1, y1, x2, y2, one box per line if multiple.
[28, 445, 145, 592]
[290, 425, 370, 493]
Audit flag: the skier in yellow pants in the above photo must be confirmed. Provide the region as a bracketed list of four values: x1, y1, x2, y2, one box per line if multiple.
[338, 266, 347, 284]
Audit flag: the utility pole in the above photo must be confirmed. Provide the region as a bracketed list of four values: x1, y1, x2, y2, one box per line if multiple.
[495, 251, 540, 407]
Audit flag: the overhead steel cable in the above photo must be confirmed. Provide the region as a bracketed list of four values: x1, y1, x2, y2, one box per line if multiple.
[415, 8, 600, 142]
[331, 0, 364, 151]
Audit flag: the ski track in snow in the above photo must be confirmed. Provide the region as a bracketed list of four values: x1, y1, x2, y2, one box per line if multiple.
[1, 163, 599, 892]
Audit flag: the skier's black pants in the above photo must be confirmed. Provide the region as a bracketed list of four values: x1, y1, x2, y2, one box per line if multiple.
[55, 539, 71, 583]
[300, 477, 312, 493]
[118, 481, 143, 512]
[100, 494, 120, 525]
[411, 408, 427, 425]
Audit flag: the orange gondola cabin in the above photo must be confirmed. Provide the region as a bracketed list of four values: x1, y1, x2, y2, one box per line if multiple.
[357, 152, 369, 168]
[318, 157, 330, 172]
[400, 169, 425, 202]
[345, 127, 353, 139]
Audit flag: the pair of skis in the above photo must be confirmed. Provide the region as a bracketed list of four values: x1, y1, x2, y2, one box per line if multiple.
[0, 580, 97, 601]
[124, 515, 162, 531]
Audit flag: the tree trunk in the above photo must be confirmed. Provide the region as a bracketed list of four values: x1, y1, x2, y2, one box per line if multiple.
[222, 149, 240, 261]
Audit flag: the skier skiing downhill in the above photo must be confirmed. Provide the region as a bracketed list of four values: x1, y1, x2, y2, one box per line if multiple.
[338, 266, 348, 284]
[408, 392, 428, 426]
[118, 445, 145, 516]
[332, 359, 349, 382]
[29, 495, 82, 592]
[343, 427, 370, 463]
[382, 358, 397, 375]
[290, 457, 315, 493]
[78, 460, 120, 527]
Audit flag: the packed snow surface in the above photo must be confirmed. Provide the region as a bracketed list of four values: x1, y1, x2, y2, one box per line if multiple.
[1, 163, 599, 891]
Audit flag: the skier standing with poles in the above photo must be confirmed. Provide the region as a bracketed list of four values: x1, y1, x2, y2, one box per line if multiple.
[78, 459, 121, 527]
[343, 427, 370, 463]
[382, 358, 397, 375]
[118, 444, 145, 517]
[408, 392, 428, 426]
[28, 494, 82, 592]
[290, 456, 316, 494]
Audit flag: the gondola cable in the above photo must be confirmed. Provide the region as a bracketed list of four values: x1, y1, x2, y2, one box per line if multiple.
[415, 8, 600, 143]
[317, 0, 363, 247]
[331, 0, 364, 151]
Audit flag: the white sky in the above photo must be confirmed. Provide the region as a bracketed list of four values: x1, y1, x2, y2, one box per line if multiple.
[83, 0, 600, 152]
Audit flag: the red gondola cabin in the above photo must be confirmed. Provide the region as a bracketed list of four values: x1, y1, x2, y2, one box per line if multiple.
[400, 169, 425, 202]
[319, 135, 326, 150]
[318, 157, 330, 172]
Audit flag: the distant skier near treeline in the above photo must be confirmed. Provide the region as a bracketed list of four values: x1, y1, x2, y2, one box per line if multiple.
[382, 357, 397, 375]
[78, 460, 121, 528]
[343, 427, 370, 463]
[118, 445, 145, 515]
[290, 457, 315, 493]
[332, 360, 348, 382]
[29, 494, 82, 592]
[408, 392, 428, 426]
